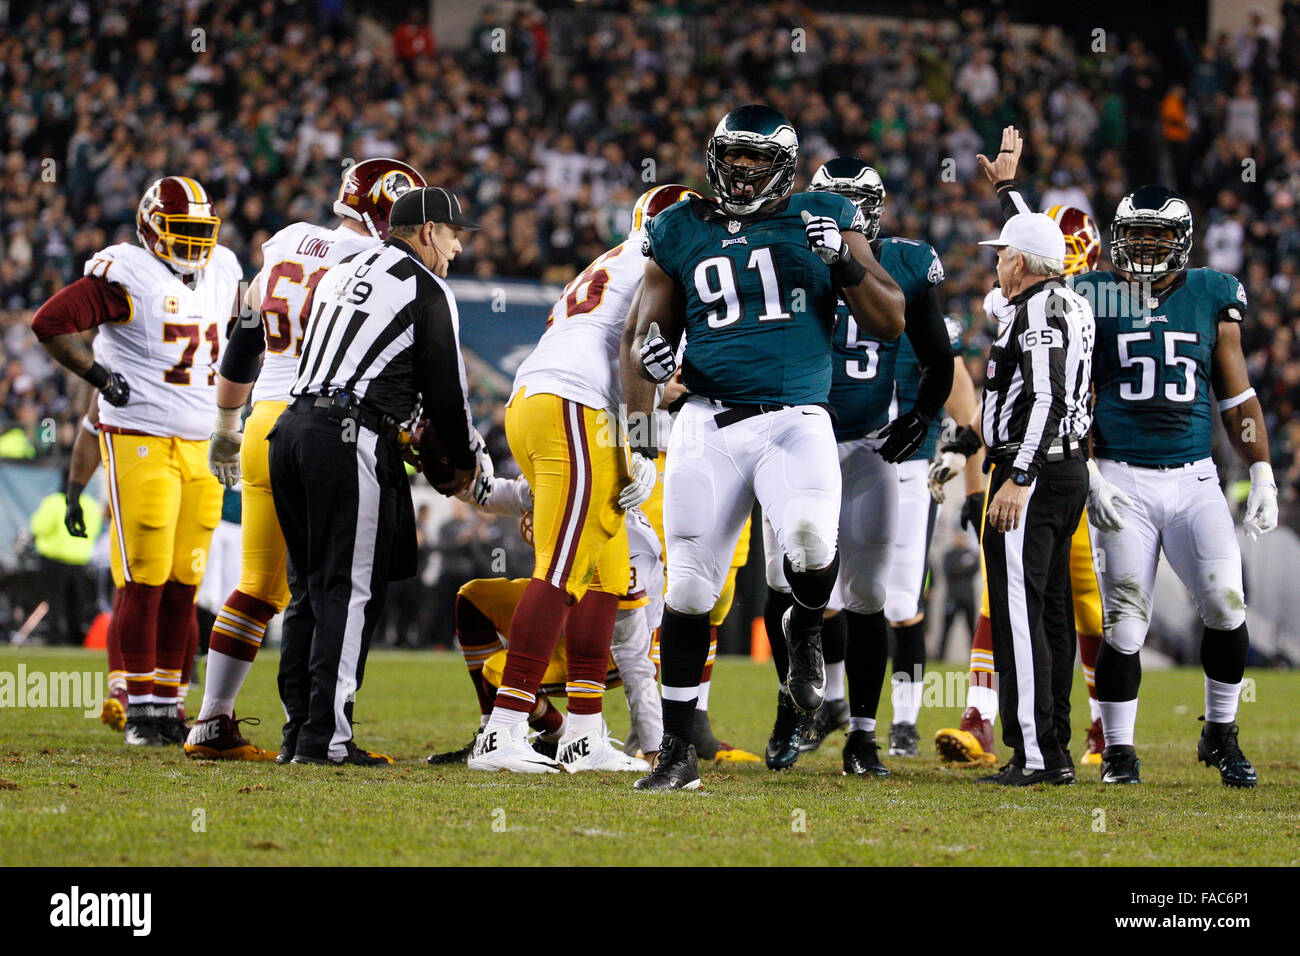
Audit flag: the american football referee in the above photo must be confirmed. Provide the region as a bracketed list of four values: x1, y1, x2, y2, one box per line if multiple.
[976, 212, 1095, 786]
[269, 186, 481, 765]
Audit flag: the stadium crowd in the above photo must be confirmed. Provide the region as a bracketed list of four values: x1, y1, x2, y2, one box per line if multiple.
[1, 0, 1299, 513]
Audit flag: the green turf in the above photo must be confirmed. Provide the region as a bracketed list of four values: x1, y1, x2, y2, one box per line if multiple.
[0, 647, 1297, 866]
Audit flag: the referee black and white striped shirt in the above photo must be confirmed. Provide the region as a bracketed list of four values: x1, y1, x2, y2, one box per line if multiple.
[293, 236, 475, 465]
[980, 275, 1094, 477]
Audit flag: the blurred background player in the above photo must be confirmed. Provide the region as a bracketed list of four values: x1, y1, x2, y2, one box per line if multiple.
[184, 158, 425, 761]
[763, 158, 954, 776]
[623, 106, 906, 791]
[31, 176, 241, 747]
[1078, 184, 1276, 787]
[932, 129, 1109, 769]
[468, 184, 694, 773]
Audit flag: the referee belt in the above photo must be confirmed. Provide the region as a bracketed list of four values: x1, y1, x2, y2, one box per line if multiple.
[290, 394, 405, 443]
[988, 436, 1085, 465]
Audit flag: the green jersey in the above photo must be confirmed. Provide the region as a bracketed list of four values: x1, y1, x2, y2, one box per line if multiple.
[829, 237, 945, 442]
[646, 192, 863, 406]
[1074, 268, 1246, 467]
[895, 314, 964, 460]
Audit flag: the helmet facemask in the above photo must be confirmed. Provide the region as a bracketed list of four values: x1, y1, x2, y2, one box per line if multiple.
[1110, 220, 1190, 276]
[148, 211, 221, 273]
[708, 142, 796, 215]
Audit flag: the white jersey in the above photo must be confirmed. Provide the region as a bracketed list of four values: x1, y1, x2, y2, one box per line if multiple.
[86, 242, 242, 440]
[252, 222, 379, 404]
[512, 239, 646, 412]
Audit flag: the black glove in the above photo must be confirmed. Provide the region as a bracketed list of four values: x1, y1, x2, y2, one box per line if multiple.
[64, 483, 86, 538]
[940, 424, 982, 458]
[100, 371, 131, 408]
[959, 491, 985, 540]
[877, 410, 930, 463]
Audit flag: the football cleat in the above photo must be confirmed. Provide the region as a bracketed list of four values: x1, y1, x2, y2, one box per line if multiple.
[184, 714, 277, 761]
[556, 722, 650, 773]
[782, 607, 826, 713]
[633, 733, 701, 791]
[843, 729, 891, 776]
[100, 687, 127, 731]
[690, 709, 758, 763]
[427, 728, 481, 766]
[467, 720, 561, 774]
[934, 707, 997, 767]
[1197, 720, 1257, 788]
[292, 740, 394, 767]
[799, 697, 849, 753]
[123, 706, 166, 747]
[1081, 717, 1106, 766]
[277, 723, 300, 765]
[976, 763, 1076, 786]
[1100, 744, 1141, 784]
[889, 721, 920, 757]
[766, 691, 811, 770]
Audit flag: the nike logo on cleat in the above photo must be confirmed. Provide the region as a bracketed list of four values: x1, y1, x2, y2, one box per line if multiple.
[559, 738, 591, 763]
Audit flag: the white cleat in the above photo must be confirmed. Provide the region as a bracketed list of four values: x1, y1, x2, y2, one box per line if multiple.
[467, 720, 562, 773]
[557, 722, 652, 773]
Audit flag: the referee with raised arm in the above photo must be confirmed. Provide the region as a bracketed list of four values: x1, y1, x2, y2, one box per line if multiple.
[976, 212, 1095, 786]
[270, 186, 480, 766]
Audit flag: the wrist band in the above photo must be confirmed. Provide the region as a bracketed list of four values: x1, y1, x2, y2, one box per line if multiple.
[1217, 388, 1255, 412]
[215, 405, 243, 434]
[80, 414, 97, 435]
[83, 362, 109, 389]
[831, 248, 867, 286]
[994, 179, 1018, 192]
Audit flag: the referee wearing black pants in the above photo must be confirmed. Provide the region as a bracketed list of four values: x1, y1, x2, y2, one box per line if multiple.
[270, 187, 480, 765]
[976, 212, 1094, 786]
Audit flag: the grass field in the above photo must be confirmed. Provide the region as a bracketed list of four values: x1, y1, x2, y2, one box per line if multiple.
[1, 646, 1298, 867]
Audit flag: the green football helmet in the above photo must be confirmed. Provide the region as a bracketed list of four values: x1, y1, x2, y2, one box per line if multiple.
[706, 105, 799, 215]
[809, 157, 885, 240]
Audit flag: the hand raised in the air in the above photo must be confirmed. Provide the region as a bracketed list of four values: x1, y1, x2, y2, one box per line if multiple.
[639, 322, 677, 383]
[802, 210, 844, 265]
[976, 125, 1023, 185]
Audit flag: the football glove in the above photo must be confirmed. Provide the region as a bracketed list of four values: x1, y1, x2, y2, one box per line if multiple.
[1243, 462, 1278, 540]
[928, 451, 967, 503]
[208, 411, 243, 489]
[100, 371, 131, 408]
[877, 410, 930, 463]
[639, 322, 677, 383]
[459, 426, 494, 509]
[1086, 459, 1132, 534]
[618, 452, 659, 509]
[64, 488, 86, 538]
[959, 490, 985, 539]
[801, 210, 845, 264]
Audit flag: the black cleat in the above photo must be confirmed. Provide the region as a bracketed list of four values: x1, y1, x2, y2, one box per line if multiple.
[633, 733, 700, 791]
[123, 713, 166, 747]
[889, 721, 920, 757]
[427, 727, 481, 765]
[277, 723, 300, 764]
[976, 763, 1075, 786]
[782, 607, 825, 713]
[1197, 720, 1257, 788]
[1100, 744, 1142, 784]
[154, 714, 190, 746]
[766, 691, 811, 770]
[799, 697, 849, 753]
[531, 733, 559, 760]
[842, 729, 891, 776]
[292, 740, 394, 766]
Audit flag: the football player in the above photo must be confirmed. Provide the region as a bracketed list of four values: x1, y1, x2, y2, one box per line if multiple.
[468, 183, 697, 774]
[760, 158, 955, 775]
[623, 105, 906, 791]
[32, 176, 242, 746]
[184, 158, 425, 761]
[1077, 185, 1276, 787]
[931, 128, 1110, 767]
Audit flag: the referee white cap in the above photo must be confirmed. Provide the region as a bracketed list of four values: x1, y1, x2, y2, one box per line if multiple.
[979, 212, 1066, 262]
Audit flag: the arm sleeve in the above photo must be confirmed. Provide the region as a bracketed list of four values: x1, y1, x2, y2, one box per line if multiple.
[219, 314, 267, 384]
[1012, 299, 1068, 478]
[996, 183, 1033, 222]
[412, 288, 476, 471]
[902, 285, 955, 421]
[31, 277, 129, 341]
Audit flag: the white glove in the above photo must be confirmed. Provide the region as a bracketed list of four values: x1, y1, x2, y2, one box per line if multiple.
[983, 286, 1014, 326]
[456, 427, 494, 508]
[639, 322, 677, 383]
[618, 453, 659, 509]
[927, 451, 968, 503]
[1087, 459, 1132, 533]
[208, 406, 243, 488]
[801, 210, 844, 264]
[1243, 461, 1278, 540]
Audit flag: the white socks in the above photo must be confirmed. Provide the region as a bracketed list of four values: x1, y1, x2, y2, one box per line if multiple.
[486, 706, 530, 731]
[696, 680, 711, 712]
[967, 683, 999, 723]
[1204, 678, 1241, 724]
[197, 650, 252, 721]
[825, 661, 846, 702]
[566, 711, 602, 736]
[849, 717, 876, 734]
[892, 674, 922, 725]
[1099, 699, 1138, 747]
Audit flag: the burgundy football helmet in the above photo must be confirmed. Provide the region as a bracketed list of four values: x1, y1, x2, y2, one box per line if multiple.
[1044, 204, 1101, 276]
[334, 158, 426, 239]
[136, 176, 222, 273]
[628, 183, 700, 235]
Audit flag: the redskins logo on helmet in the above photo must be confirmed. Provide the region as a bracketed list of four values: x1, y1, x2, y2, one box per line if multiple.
[136, 177, 222, 273]
[334, 158, 427, 240]
[628, 183, 700, 237]
[1044, 205, 1101, 277]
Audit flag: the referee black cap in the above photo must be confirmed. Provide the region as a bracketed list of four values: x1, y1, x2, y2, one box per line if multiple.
[390, 187, 480, 231]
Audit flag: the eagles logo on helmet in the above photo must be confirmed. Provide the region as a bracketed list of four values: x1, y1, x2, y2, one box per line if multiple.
[1109, 184, 1193, 276]
[706, 104, 799, 216]
[334, 157, 428, 240]
[809, 157, 886, 241]
[136, 176, 222, 273]
[1044, 204, 1101, 277]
